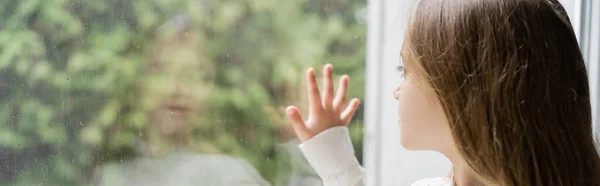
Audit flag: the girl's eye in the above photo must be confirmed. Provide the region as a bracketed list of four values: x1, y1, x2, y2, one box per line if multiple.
[396, 65, 404, 72]
[396, 65, 406, 80]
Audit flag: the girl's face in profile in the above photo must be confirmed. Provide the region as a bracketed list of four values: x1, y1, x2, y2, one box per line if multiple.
[392, 45, 454, 152]
[140, 34, 212, 137]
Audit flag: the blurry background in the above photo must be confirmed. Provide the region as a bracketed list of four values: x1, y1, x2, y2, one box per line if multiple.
[0, 0, 366, 185]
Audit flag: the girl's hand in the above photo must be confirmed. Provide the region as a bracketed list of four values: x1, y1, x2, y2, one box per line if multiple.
[285, 64, 361, 142]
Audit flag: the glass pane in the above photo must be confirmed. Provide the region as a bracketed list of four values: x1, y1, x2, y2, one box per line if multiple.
[0, 0, 366, 186]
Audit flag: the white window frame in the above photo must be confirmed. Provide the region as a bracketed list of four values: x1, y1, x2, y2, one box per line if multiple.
[363, 0, 600, 185]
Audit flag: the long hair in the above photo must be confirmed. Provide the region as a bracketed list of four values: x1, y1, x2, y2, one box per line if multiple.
[404, 0, 600, 185]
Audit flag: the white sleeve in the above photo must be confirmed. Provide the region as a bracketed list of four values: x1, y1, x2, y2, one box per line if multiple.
[299, 126, 365, 186]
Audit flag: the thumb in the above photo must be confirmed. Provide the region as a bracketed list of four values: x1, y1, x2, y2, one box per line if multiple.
[285, 106, 311, 141]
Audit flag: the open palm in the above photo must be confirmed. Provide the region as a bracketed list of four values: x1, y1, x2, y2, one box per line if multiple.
[285, 64, 361, 142]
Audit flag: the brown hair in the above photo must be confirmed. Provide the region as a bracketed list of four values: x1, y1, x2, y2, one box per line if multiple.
[404, 0, 600, 185]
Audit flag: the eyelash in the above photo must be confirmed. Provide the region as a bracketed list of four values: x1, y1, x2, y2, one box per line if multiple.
[396, 65, 405, 73]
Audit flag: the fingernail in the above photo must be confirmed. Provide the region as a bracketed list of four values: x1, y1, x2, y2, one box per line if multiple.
[286, 107, 295, 115]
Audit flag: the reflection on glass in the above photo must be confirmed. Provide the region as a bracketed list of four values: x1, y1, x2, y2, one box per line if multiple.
[91, 15, 271, 186]
[0, 0, 365, 186]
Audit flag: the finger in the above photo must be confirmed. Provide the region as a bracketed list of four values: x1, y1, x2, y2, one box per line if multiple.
[306, 68, 323, 114]
[333, 75, 349, 113]
[285, 106, 311, 141]
[341, 98, 360, 125]
[322, 64, 334, 109]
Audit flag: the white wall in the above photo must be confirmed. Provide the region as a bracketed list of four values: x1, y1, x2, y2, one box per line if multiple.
[364, 0, 596, 185]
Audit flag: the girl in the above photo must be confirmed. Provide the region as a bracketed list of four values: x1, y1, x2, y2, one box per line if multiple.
[285, 0, 600, 185]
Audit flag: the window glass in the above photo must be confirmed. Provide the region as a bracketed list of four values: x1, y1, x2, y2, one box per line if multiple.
[0, 0, 366, 185]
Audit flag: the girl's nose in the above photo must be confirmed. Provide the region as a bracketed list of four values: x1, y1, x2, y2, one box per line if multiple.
[171, 82, 192, 99]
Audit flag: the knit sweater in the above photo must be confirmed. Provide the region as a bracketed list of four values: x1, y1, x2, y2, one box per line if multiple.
[299, 126, 453, 186]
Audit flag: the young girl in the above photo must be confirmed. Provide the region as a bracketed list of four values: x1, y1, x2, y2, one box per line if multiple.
[285, 0, 600, 185]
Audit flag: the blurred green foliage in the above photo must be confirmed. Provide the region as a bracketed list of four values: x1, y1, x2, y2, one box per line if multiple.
[0, 0, 366, 185]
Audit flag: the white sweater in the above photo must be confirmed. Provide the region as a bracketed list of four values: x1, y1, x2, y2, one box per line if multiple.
[93, 151, 271, 186]
[299, 126, 453, 186]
